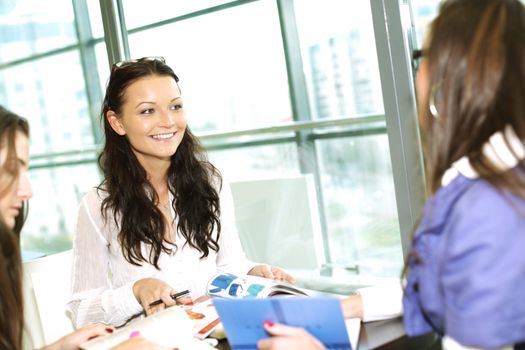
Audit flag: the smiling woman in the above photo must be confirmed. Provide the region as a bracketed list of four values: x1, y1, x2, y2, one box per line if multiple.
[67, 57, 294, 328]
[105, 75, 186, 164]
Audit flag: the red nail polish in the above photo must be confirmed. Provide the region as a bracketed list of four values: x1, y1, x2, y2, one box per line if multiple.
[264, 321, 274, 327]
[105, 327, 114, 333]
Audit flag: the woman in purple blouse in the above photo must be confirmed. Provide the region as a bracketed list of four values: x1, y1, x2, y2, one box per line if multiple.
[403, 0, 525, 348]
[257, 0, 525, 349]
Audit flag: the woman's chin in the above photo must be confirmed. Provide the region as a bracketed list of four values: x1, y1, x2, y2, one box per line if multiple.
[3, 216, 15, 229]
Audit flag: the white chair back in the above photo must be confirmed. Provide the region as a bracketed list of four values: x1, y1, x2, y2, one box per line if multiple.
[23, 249, 75, 348]
[230, 174, 325, 270]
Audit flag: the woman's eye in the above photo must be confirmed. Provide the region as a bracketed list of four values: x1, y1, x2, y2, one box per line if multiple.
[170, 103, 183, 111]
[141, 108, 154, 114]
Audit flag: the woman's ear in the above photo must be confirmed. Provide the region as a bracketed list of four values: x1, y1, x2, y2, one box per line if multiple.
[106, 110, 126, 136]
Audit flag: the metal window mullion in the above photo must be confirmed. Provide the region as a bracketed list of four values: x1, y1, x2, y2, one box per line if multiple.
[276, 0, 332, 271]
[370, 0, 426, 258]
[127, 0, 260, 34]
[99, 0, 127, 68]
[72, 0, 104, 145]
[115, 0, 131, 58]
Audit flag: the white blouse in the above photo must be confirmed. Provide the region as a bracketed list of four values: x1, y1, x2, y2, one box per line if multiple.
[66, 182, 256, 328]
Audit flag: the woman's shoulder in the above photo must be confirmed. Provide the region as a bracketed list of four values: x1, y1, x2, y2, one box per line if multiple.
[444, 176, 525, 252]
[417, 174, 525, 253]
[455, 175, 525, 215]
[80, 186, 109, 208]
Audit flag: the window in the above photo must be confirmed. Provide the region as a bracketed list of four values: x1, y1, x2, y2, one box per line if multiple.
[0, 0, 428, 292]
[409, 0, 442, 48]
[294, 0, 384, 119]
[120, 0, 405, 283]
[291, 0, 400, 280]
[126, 0, 291, 132]
[0, 0, 105, 254]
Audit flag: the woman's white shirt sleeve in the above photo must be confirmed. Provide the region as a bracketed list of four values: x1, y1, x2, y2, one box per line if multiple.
[67, 190, 143, 328]
[358, 282, 403, 322]
[442, 336, 512, 350]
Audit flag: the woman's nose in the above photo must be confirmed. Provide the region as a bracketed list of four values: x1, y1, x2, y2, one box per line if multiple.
[17, 172, 33, 200]
[159, 110, 176, 128]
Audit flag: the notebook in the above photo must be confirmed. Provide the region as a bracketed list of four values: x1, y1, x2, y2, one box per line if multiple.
[213, 297, 355, 350]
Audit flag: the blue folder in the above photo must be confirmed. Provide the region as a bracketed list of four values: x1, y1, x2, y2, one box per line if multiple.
[213, 297, 352, 350]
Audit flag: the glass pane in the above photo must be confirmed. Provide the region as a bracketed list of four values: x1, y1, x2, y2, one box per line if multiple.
[316, 135, 402, 278]
[21, 163, 101, 254]
[294, 0, 384, 119]
[87, 0, 105, 39]
[122, 0, 235, 30]
[0, 51, 96, 153]
[0, 0, 77, 64]
[95, 42, 111, 92]
[208, 143, 300, 181]
[126, 0, 291, 133]
[409, 0, 441, 48]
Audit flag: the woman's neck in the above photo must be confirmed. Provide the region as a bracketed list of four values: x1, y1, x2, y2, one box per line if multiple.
[136, 156, 171, 204]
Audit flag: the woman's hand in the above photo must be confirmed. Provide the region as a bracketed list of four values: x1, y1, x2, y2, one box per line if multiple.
[43, 323, 114, 350]
[110, 335, 172, 350]
[248, 264, 296, 284]
[257, 322, 326, 350]
[341, 295, 364, 320]
[132, 278, 178, 315]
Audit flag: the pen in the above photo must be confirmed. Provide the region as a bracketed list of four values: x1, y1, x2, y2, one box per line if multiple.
[148, 289, 190, 307]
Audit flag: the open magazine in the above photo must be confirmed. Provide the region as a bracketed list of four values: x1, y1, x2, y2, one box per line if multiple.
[207, 272, 309, 299]
[80, 306, 213, 350]
[183, 296, 222, 340]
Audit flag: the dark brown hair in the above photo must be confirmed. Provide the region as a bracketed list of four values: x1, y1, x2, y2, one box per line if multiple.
[421, 0, 525, 196]
[99, 58, 222, 269]
[0, 105, 29, 350]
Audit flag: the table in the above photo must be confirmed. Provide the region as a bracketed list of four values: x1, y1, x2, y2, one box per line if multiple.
[217, 317, 440, 350]
[357, 318, 440, 350]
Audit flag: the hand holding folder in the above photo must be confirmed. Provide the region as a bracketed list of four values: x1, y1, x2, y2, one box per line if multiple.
[213, 297, 354, 350]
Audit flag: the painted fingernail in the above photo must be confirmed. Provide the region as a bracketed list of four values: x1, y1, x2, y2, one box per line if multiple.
[105, 327, 114, 333]
[264, 320, 274, 327]
[130, 330, 140, 338]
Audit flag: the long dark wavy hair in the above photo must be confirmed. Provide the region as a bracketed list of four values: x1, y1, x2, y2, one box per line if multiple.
[0, 105, 29, 350]
[421, 0, 525, 197]
[98, 58, 222, 269]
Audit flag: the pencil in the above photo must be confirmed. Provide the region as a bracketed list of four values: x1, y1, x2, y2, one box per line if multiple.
[148, 289, 190, 307]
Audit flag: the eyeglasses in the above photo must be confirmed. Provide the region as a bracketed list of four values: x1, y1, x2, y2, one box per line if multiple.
[110, 56, 179, 82]
[412, 49, 425, 71]
[111, 56, 166, 70]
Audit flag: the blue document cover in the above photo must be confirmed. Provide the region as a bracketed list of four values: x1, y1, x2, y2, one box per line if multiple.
[213, 297, 352, 350]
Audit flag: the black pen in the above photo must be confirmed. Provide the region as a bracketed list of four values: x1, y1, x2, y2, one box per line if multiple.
[148, 289, 190, 307]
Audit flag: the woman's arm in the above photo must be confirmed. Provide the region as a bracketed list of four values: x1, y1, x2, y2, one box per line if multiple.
[42, 325, 171, 350]
[442, 336, 513, 350]
[42, 324, 113, 350]
[356, 282, 403, 322]
[67, 190, 143, 327]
